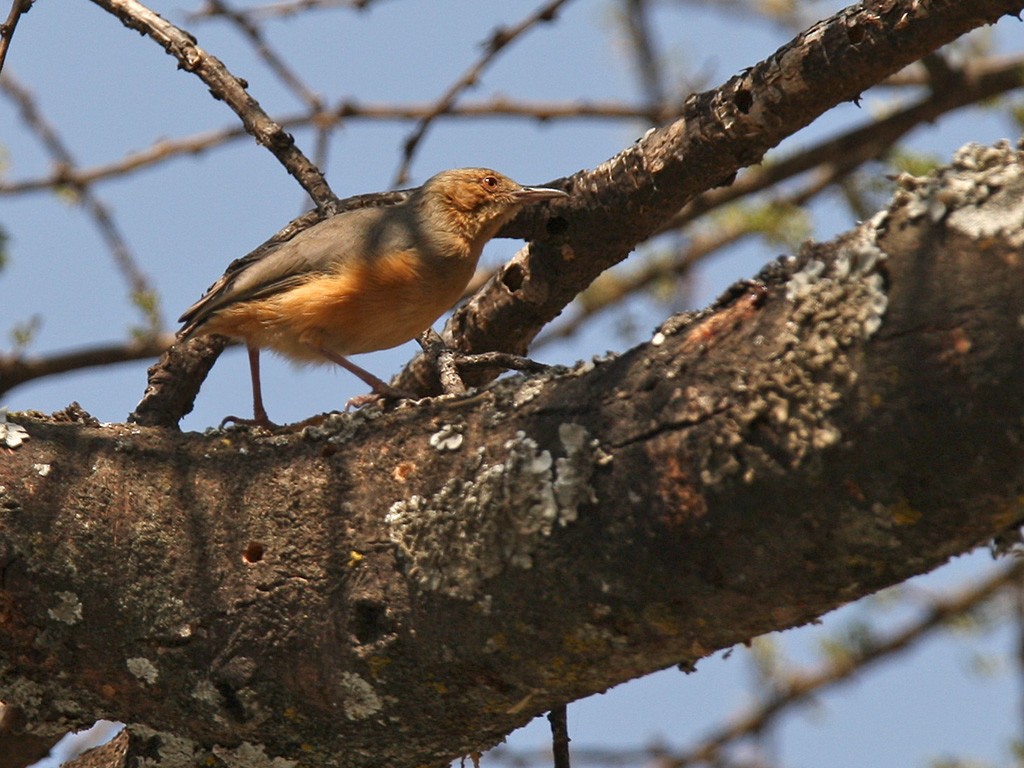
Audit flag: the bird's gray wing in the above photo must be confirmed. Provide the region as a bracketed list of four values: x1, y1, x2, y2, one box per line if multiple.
[178, 205, 410, 338]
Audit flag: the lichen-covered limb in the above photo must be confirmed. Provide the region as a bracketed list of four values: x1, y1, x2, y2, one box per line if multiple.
[0, 142, 1022, 768]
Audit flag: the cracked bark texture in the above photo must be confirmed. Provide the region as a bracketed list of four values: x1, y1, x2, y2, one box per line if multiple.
[0, 141, 1022, 767]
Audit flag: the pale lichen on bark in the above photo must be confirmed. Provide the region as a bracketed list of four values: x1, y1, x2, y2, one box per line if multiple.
[697, 216, 890, 486]
[386, 424, 597, 599]
[893, 139, 1024, 243]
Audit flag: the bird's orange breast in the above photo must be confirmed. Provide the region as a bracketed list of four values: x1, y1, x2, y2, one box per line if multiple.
[198, 248, 475, 363]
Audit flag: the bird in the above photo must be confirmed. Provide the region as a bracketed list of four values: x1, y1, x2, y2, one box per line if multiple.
[177, 167, 568, 427]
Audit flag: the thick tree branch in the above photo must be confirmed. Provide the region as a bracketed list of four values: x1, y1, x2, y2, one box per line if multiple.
[393, 0, 1024, 394]
[1, 140, 1022, 767]
[536, 51, 1024, 348]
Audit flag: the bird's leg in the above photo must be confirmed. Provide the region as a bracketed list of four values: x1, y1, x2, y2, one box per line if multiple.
[219, 344, 278, 429]
[312, 346, 417, 406]
[416, 329, 467, 395]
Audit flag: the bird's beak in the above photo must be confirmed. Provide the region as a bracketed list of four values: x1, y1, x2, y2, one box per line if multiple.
[513, 185, 569, 204]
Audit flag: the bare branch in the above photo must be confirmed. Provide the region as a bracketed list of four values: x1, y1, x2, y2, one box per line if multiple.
[394, 0, 1024, 396]
[0, 334, 176, 398]
[622, 0, 666, 117]
[89, 0, 337, 212]
[201, 0, 324, 112]
[671, 54, 1024, 231]
[0, 99, 659, 196]
[537, 49, 1024, 347]
[189, 0, 377, 22]
[0, 72, 162, 330]
[0, 0, 33, 76]
[666, 562, 1024, 767]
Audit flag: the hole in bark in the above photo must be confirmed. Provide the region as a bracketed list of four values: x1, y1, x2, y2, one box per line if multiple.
[502, 262, 525, 292]
[546, 215, 569, 235]
[242, 541, 264, 564]
[734, 88, 753, 114]
[216, 682, 249, 722]
[351, 599, 393, 644]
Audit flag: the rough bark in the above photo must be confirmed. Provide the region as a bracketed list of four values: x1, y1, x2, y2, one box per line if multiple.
[1, 140, 1022, 767]
[393, 0, 1024, 394]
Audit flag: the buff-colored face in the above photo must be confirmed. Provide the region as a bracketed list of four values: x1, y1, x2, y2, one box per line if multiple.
[422, 167, 567, 239]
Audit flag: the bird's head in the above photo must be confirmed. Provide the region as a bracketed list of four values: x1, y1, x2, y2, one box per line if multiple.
[417, 168, 567, 249]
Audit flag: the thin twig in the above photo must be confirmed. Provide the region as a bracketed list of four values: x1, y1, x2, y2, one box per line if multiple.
[1016, 567, 1024, 744]
[623, 0, 665, 119]
[452, 351, 550, 375]
[0, 72, 162, 330]
[548, 705, 571, 768]
[415, 329, 550, 396]
[202, 0, 324, 111]
[0, 334, 176, 397]
[416, 329, 467, 396]
[664, 561, 1024, 767]
[0, 98, 659, 196]
[0, 0, 33, 75]
[89, 0, 337, 212]
[391, 0, 574, 186]
[188, 0, 376, 22]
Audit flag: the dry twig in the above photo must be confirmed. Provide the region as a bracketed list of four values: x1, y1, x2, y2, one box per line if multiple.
[391, 0, 574, 186]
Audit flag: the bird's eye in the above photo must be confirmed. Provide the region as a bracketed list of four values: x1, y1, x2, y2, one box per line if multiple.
[482, 176, 499, 189]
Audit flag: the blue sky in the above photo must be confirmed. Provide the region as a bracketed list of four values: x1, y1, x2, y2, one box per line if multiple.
[2, 1, 1022, 765]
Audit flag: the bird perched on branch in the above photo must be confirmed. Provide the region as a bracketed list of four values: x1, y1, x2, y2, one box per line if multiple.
[177, 168, 568, 427]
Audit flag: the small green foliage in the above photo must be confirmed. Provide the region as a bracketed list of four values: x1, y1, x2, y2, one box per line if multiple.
[54, 184, 82, 205]
[887, 148, 942, 178]
[9, 314, 42, 353]
[818, 619, 874, 664]
[966, 650, 1005, 679]
[1009, 99, 1024, 131]
[577, 267, 632, 312]
[715, 200, 812, 250]
[1010, 739, 1024, 762]
[756, 0, 797, 20]
[929, 758, 994, 768]
[128, 288, 163, 339]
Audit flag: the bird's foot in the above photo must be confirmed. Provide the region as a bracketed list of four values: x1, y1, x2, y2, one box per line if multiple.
[345, 382, 418, 411]
[218, 413, 281, 431]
